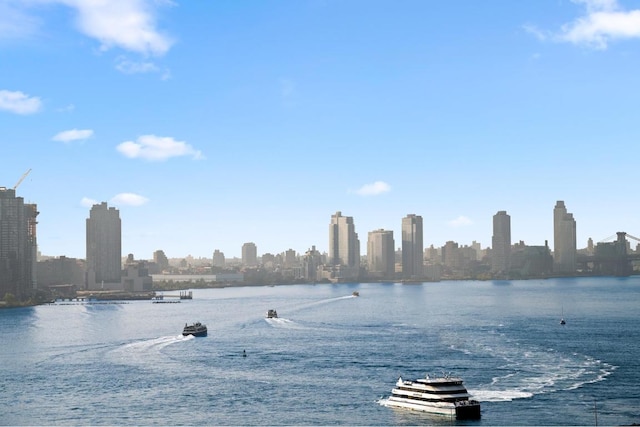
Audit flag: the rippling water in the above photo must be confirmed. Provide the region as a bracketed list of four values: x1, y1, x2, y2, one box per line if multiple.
[1, 277, 639, 425]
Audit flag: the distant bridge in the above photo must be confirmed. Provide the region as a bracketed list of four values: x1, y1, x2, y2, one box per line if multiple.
[577, 232, 640, 276]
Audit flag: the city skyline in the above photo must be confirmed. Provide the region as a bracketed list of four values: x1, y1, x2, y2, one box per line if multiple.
[2, 1, 640, 259]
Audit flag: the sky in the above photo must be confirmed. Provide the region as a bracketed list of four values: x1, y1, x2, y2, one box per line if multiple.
[2, 0, 640, 260]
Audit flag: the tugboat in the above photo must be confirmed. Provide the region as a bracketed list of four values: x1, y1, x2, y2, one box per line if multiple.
[266, 309, 278, 319]
[182, 322, 207, 337]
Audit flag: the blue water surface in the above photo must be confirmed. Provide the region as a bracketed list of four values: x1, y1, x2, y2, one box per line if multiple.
[1, 277, 639, 426]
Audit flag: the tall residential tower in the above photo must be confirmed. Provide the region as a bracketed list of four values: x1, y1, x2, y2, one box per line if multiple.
[553, 201, 576, 274]
[401, 214, 423, 279]
[0, 187, 38, 300]
[86, 202, 122, 288]
[367, 229, 395, 279]
[491, 210, 511, 274]
[329, 211, 360, 279]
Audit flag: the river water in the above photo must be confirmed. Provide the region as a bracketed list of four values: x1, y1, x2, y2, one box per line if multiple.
[1, 277, 638, 425]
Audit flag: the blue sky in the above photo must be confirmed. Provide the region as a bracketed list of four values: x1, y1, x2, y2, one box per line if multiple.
[2, 0, 640, 259]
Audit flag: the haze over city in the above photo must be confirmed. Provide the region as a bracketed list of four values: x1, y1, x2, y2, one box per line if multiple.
[2, 0, 640, 259]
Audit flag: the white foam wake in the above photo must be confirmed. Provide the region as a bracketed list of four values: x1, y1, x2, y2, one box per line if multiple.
[444, 329, 616, 402]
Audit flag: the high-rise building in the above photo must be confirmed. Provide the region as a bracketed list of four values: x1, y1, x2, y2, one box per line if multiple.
[553, 201, 577, 274]
[491, 210, 511, 274]
[401, 214, 423, 279]
[329, 211, 360, 278]
[283, 249, 297, 269]
[86, 202, 121, 288]
[153, 250, 169, 271]
[367, 229, 395, 278]
[242, 242, 258, 267]
[212, 249, 225, 268]
[302, 245, 322, 282]
[0, 187, 38, 300]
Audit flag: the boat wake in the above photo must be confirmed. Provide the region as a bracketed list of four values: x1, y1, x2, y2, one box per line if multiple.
[264, 317, 306, 329]
[109, 334, 194, 364]
[444, 328, 616, 402]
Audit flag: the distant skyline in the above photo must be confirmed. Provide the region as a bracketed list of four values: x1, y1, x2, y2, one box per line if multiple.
[2, 0, 640, 259]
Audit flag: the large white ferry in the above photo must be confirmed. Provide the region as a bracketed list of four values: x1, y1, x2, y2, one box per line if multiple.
[382, 374, 481, 419]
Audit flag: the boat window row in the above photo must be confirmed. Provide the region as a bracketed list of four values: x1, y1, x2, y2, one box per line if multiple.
[391, 393, 459, 403]
[395, 386, 468, 395]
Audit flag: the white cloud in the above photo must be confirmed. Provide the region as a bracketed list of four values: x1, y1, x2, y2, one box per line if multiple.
[52, 128, 94, 143]
[115, 57, 158, 74]
[80, 197, 98, 207]
[0, 90, 42, 114]
[116, 135, 204, 161]
[530, 0, 640, 49]
[354, 181, 391, 196]
[57, 0, 174, 56]
[448, 215, 473, 227]
[110, 193, 149, 207]
[0, 1, 173, 56]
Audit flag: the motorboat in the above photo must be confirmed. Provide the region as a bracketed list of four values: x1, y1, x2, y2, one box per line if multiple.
[266, 309, 278, 318]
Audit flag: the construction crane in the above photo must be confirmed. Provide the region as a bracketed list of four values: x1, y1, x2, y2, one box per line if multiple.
[13, 168, 32, 190]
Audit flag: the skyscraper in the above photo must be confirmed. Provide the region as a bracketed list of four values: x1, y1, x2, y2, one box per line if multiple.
[401, 214, 423, 279]
[491, 210, 511, 274]
[0, 187, 38, 300]
[86, 202, 121, 287]
[212, 249, 225, 268]
[553, 201, 576, 274]
[329, 211, 360, 278]
[242, 242, 258, 267]
[367, 229, 395, 279]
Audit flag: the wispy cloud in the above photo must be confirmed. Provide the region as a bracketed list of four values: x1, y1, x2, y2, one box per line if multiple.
[527, 0, 640, 49]
[0, 2, 40, 41]
[0, 90, 42, 114]
[115, 57, 172, 79]
[353, 181, 391, 196]
[110, 193, 149, 206]
[81, 193, 149, 208]
[52, 128, 94, 143]
[448, 215, 473, 227]
[80, 197, 98, 208]
[116, 135, 204, 161]
[56, 104, 76, 113]
[56, 0, 174, 56]
[0, 1, 174, 60]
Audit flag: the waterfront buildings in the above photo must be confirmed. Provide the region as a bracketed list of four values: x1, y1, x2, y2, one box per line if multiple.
[0, 187, 38, 300]
[491, 211, 511, 274]
[553, 201, 577, 274]
[242, 242, 258, 267]
[367, 229, 395, 279]
[328, 211, 360, 280]
[86, 202, 122, 289]
[401, 214, 423, 279]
